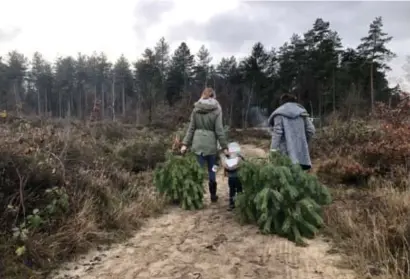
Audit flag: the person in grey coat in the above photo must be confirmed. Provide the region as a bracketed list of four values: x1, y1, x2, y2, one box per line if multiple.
[268, 94, 315, 170]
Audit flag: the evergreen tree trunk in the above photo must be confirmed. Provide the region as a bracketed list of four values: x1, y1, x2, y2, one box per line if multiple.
[122, 82, 125, 117]
[111, 76, 115, 121]
[58, 91, 62, 118]
[370, 62, 374, 114]
[101, 83, 105, 120]
[37, 89, 41, 115]
[78, 85, 83, 120]
[44, 88, 48, 116]
[332, 69, 336, 112]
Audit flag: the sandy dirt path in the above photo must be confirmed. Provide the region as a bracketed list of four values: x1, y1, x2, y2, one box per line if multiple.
[51, 145, 356, 279]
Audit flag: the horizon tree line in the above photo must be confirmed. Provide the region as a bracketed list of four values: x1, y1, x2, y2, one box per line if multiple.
[0, 16, 405, 128]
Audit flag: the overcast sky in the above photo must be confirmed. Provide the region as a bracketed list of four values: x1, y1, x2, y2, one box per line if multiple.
[0, 0, 409, 90]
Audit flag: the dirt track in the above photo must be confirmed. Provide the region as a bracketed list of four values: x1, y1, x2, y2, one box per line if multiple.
[51, 145, 356, 279]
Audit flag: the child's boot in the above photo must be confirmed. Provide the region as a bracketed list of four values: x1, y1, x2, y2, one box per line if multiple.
[228, 199, 235, 211]
[209, 181, 218, 203]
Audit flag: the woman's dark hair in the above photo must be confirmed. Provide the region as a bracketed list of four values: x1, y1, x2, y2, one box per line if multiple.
[279, 93, 297, 105]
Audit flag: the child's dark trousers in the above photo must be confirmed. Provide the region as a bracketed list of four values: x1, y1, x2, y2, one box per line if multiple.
[228, 176, 243, 208]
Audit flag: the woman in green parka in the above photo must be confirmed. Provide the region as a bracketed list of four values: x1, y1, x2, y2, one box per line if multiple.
[181, 88, 229, 203]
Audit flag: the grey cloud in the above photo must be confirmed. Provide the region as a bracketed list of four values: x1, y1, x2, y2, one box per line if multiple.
[167, 2, 285, 53]
[0, 27, 21, 42]
[134, 0, 175, 40]
[169, 3, 281, 53]
[329, 2, 410, 45]
[166, 1, 410, 55]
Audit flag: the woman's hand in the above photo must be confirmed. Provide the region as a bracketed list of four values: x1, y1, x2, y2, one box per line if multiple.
[180, 145, 187, 154]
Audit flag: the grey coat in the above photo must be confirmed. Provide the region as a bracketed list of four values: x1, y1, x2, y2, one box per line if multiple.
[268, 102, 315, 167]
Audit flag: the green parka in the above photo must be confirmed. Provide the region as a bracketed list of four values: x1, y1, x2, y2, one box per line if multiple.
[182, 98, 228, 156]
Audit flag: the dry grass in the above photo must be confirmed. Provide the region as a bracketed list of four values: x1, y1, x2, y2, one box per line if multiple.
[233, 115, 410, 279]
[313, 107, 410, 279]
[2, 108, 409, 279]
[323, 185, 410, 279]
[0, 118, 172, 279]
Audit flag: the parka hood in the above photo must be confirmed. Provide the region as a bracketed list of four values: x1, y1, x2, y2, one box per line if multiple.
[268, 102, 309, 126]
[194, 98, 221, 114]
[270, 102, 309, 119]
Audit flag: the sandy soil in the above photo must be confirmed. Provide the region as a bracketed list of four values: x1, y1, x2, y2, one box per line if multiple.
[50, 145, 357, 279]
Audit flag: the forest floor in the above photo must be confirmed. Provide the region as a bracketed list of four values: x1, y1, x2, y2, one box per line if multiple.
[50, 144, 356, 279]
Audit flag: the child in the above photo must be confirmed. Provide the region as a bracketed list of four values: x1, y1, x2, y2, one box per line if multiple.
[220, 142, 244, 211]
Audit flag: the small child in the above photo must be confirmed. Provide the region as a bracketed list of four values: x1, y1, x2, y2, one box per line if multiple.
[220, 142, 244, 211]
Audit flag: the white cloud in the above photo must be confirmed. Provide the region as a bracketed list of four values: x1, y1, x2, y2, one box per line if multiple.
[1, 0, 139, 60]
[0, 0, 408, 89]
[0, 0, 239, 61]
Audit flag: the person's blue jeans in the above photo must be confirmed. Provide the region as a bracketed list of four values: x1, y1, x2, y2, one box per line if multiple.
[196, 154, 217, 183]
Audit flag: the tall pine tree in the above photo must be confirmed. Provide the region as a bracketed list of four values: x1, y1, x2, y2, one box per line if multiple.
[358, 16, 396, 112]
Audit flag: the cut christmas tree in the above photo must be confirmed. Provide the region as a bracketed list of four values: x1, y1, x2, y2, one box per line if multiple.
[236, 151, 332, 245]
[154, 152, 205, 210]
